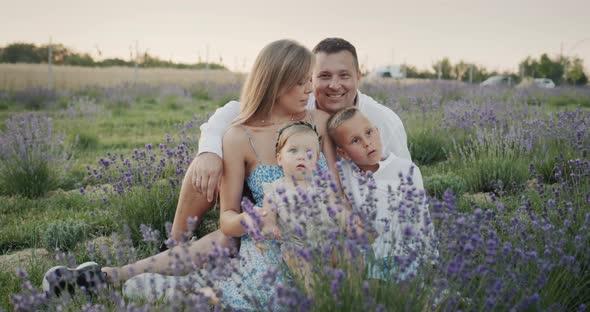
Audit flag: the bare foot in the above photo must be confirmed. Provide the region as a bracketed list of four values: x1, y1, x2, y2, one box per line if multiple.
[101, 267, 125, 284]
[198, 287, 219, 305]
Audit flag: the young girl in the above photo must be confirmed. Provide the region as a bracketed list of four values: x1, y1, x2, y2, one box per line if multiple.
[254, 121, 349, 292]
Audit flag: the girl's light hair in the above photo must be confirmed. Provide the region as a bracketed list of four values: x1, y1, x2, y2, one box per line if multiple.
[275, 123, 321, 156]
[232, 39, 313, 126]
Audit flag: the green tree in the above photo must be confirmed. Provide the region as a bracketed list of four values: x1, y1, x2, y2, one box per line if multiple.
[432, 57, 453, 79]
[519, 56, 538, 78]
[565, 57, 588, 85]
[1, 43, 40, 63]
[403, 65, 435, 79]
[64, 53, 95, 66]
[536, 53, 564, 84]
[453, 60, 470, 81]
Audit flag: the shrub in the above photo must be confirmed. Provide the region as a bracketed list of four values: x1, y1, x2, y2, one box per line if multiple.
[42, 220, 90, 251]
[11, 88, 59, 110]
[75, 131, 100, 151]
[424, 173, 466, 198]
[109, 181, 178, 243]
[408, 130, 449, 165]
[0, 113, 73, 198]
[83, 116, 202, 243]
[460, 156, 529, 194]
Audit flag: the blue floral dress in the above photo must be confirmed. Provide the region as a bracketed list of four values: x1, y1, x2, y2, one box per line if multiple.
[217, 126, 327, 311]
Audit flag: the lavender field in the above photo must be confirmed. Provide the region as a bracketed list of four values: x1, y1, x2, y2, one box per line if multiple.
[0, 80, 589, 311]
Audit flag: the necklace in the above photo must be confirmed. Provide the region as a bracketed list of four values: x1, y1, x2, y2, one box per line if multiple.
[260, 111, 305, 126]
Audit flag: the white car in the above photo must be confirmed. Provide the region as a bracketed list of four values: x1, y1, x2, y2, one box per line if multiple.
[533, 78, 555, 89]
[367, 65, 405, 79]
[481, 75, 512, 87]
[517, 78, 556, 89]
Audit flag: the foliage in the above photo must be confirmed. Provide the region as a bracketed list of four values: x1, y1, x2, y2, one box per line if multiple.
[565, 56, 588, 85]
[432, 57, 453, 79]
[0, 113, 73, 198]
[42, 220, 90, 251]
[519, 53, 588, 85]
[1, 81, 589, 311]
[0, 42, 228, 70]
[424, 173, 467, 198]
[408, 130, 449, 165]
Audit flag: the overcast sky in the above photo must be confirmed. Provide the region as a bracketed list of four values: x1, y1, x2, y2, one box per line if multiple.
[1, 0, 589, 72]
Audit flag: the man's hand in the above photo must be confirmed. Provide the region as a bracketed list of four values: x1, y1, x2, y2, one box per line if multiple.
[192, 152, 223, 202]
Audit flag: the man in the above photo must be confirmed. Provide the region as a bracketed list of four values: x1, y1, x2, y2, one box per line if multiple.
[170, 38, 411, 241]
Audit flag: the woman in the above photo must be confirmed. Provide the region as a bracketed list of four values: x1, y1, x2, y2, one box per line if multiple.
[207, 39, 337, 310]
[43, 39, 338, 309]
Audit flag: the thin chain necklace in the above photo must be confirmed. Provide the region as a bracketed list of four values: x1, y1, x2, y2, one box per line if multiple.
[260, 111, 306, 126]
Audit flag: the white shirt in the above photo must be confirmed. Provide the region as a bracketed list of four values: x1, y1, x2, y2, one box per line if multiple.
[197, 91, 411, 161]
[339, 153, 435, 260]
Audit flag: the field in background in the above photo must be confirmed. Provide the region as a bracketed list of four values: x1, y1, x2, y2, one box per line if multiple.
[0, 64, 244, 90]
[0, 78, 589, 310]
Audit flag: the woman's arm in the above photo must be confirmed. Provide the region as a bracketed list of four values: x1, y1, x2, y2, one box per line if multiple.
[219, 126, 251, 237]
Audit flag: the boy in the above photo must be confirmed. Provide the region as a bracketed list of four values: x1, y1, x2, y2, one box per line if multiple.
[327, 107, 437, 281]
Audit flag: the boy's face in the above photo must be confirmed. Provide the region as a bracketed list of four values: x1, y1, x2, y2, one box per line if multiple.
[313, 51, 361, 115]
[277, 132, 320, 181]
[332, 113, 383, 172]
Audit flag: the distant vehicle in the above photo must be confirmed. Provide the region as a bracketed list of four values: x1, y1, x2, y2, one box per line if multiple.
[533, 78, 555, 88]
[367, 65, 405, 79]
[481, 75, 513, 87]
[517, 78, 556, 89]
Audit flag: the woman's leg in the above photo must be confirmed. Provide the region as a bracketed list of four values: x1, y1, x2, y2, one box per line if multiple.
[169, 158, 217, 242]
[103, 230, 235, 283]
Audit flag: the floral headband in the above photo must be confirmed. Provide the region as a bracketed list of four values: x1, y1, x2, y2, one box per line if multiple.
[275, 121, 320, 154]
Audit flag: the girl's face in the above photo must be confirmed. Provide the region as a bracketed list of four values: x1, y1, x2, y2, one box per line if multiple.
[277, 132, 320, 181]
[275, 70, 313, 116]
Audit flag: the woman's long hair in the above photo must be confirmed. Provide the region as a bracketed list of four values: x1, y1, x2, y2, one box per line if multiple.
[232, 39, 313, 126]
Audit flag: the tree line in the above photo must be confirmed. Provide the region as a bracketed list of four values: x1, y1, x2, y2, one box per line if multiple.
[404, 54, 587, 85]
[0, 42, 227, 70]
[1, 42, 587, 85]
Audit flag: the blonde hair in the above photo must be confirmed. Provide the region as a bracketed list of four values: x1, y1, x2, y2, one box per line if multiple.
[275, 123, 321, 156]
[326, 106, 361, 141]
[232, 40, 313, 126]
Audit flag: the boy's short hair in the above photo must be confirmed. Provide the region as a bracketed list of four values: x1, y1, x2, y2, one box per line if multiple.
[327, 106, 361, 144]
[312, 38, 360, 72]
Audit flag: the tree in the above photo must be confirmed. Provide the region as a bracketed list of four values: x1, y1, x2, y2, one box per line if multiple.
[403, 65, 435, 79]
[432, 57, 453, 79]
[1, 43, 39, 63]
[453, 61, 471, 81]
[536, 53, 564, 84]
[64, 53, 95, 66]
[565, 57, 588, 85]
[519, 56, 538, 78]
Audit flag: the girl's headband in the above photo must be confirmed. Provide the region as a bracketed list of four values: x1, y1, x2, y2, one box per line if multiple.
[275, 121, 320, 154]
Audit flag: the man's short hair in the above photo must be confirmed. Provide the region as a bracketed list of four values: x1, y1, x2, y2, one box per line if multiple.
[312, 38, 360, 72]
[327, 106, 361, 143]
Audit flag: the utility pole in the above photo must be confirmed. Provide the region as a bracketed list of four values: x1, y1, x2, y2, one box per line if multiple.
[48, 37, 53, 90]
[134, 41, 139, 85]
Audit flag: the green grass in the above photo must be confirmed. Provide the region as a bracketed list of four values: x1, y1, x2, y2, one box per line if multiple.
[0, 84, 588, 310]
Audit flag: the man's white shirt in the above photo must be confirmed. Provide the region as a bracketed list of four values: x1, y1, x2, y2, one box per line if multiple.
[197, 91, 411, 161]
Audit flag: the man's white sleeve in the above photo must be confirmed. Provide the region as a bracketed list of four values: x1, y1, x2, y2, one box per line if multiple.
[359, 94, 411, 161]
[197, 100, 241, 157]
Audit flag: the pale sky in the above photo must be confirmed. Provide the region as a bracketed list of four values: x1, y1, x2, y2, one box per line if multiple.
[1, 0, 589, 73]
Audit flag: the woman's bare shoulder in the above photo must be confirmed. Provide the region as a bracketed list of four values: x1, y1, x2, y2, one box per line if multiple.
[223, 125, 248, 146]
[310, 109, 330, 122]
[310, 109, 330, 133]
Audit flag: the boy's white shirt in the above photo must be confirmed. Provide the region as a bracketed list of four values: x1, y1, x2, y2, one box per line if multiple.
[197, 91, 411, 161]
[340, 153, 432, 260]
